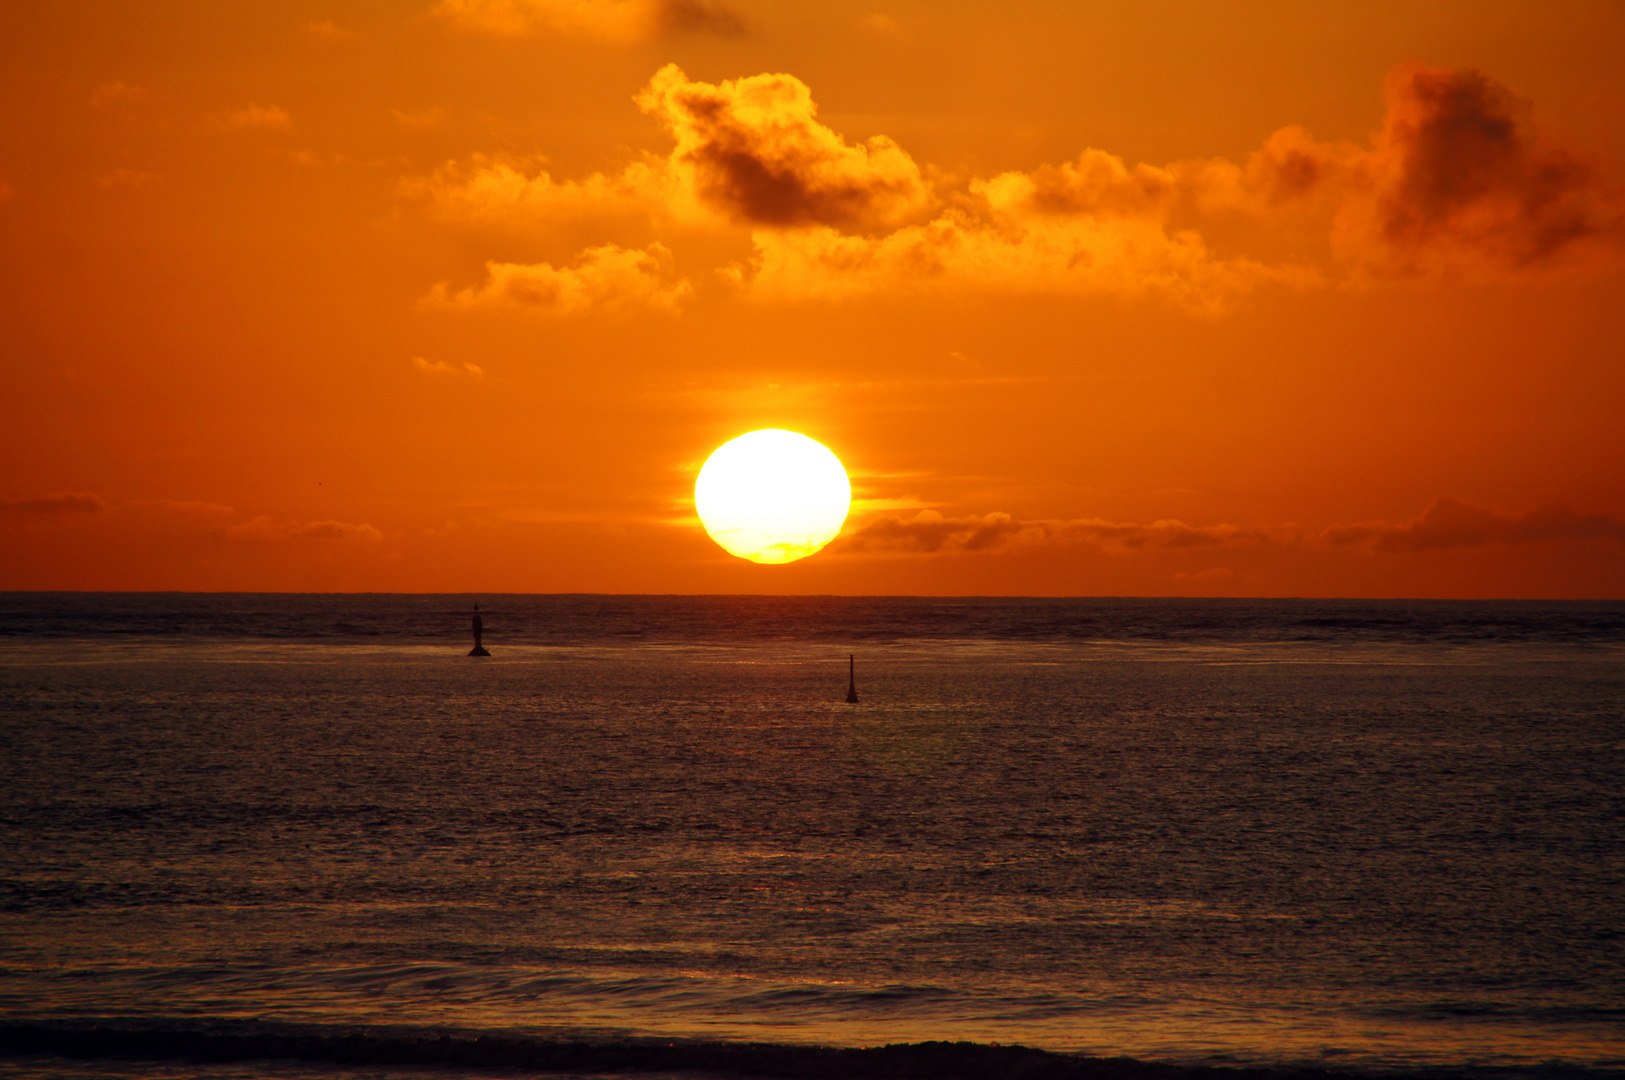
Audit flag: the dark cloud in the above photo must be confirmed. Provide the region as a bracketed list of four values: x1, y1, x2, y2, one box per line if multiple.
[2, 493, 106, 514]
[1019, 152, 1180, 219]
[1323, 496, 1625, 552]
[225, 516, 383, 543]
[1368, 65, 1621, 268]
[656, 0, 746, 38]
[834, 510, 1279, 555]
[432, 0, 744, 42]
[836, 511, 1028, 553]
[636, 65, 932, 231]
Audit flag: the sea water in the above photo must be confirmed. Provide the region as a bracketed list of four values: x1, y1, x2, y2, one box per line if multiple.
[1, 595, 1622, 1077]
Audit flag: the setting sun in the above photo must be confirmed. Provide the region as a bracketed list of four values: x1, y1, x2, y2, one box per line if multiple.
[694, 429, 852, 564]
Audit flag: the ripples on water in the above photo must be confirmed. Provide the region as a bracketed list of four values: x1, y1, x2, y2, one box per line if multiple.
[1, 595, 1622, 1077]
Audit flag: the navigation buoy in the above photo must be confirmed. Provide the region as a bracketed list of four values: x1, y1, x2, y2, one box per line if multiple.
[468, 603, 490, 657]
[846, 653, 859, 703]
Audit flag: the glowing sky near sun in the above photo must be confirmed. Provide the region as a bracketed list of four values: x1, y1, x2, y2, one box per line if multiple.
[1, 1, 1623, 596]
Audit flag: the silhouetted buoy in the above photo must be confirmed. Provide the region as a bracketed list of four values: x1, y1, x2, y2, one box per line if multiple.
[468, 603, 490, 657]
[846, 653, 859, 703]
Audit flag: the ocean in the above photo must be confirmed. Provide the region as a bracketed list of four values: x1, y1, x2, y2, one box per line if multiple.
[2, 594, 1622, 1080]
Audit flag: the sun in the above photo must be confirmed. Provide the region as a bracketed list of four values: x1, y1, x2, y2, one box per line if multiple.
[695, 429, 852, 564]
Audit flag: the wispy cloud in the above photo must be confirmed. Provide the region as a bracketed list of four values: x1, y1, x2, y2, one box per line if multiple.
[392, 107, 449, 130]
[307, 19, 356, 44]
[224, 516, 383, 543]
[833, 509, 1285, 556]
[217, 103, 293, 131]
[89, 81, 154, 109]
[1, 493, 106, 514]
[125, 499, 235, 516]
[420, 242, 691, 316]
[832, 496, 1625, 559]
[1323, 496, 1625, 552]
[859, 13, 908, 41]
[413, 356, 485, 377]
[432, 0, 745, 42]
[403, 154, 689, 228]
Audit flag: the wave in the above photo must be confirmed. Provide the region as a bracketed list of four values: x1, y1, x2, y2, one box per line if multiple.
[3, 594, 1623, 647]
[3, 1018, 1619, 1080]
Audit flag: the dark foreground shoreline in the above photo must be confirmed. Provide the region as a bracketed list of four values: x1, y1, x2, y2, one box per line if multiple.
[1, 1021, 1619, 1080]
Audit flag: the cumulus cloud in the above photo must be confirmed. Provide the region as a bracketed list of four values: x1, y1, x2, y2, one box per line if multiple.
[733, 211, 1307, 311]
[834, 509, 1282, 555]
[1, 493, 106, 514]
[421, 242, 691, 315]
[404, 155, 689, 228]
[407, 65, 932, 234]
[724, 63, 1623, 302]
[411, 63, 1620, 312]
[218, 103, 293, 131]
[637, 64, 933, 231]
[1347, 65, 1622, 271]
[638, 66, 1310, 308]
[1323, 496, 1625, 552]
[1208, 65, 1625, 274]
[432, 0, 744, 41]
[225, 516, 383, 543]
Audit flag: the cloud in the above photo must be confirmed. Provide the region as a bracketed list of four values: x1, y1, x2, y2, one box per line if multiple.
[860, 13, 907, 40]
[225, 516, 383, 543]
[420, 242, 691, 315]
[404, 64, 935, 233]
[90, 81, 153, 109]
[837, 498, 1625, 559]
[723, 63, 1624, 302]
[399, 67, 1299, 308]
[834, 509, 1282, 555]
[1220, 65, 1625, 274]
[731, 210, 1309, 312]
[637, 64, 932, 231]
[307, 19, 356, 44]
[125, 499, 235, 516]
[835, 510, 1034, 554]
[408, 66, 936, 233]
[1323, 496, 1625, 552]
[1, 493, 106, 514]
[95, 168, 160, 189]
[411, 63, 1621, 313]
[1175, 566, 1236, 582]
[392, 107, 449, 129]
[217, 104, 293, 131]
[403, 154, 688, 227]
[657, 0, 746, 37]
[432, 0, 744, 41]
[1352, 65, 1623, 271]
[413, 356, 485, 376]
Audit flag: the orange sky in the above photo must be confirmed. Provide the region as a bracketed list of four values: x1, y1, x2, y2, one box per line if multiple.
[3, 0, 1624, 597]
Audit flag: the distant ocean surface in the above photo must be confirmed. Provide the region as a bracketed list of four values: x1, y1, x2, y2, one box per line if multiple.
[2, 594, 1623, 1079]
